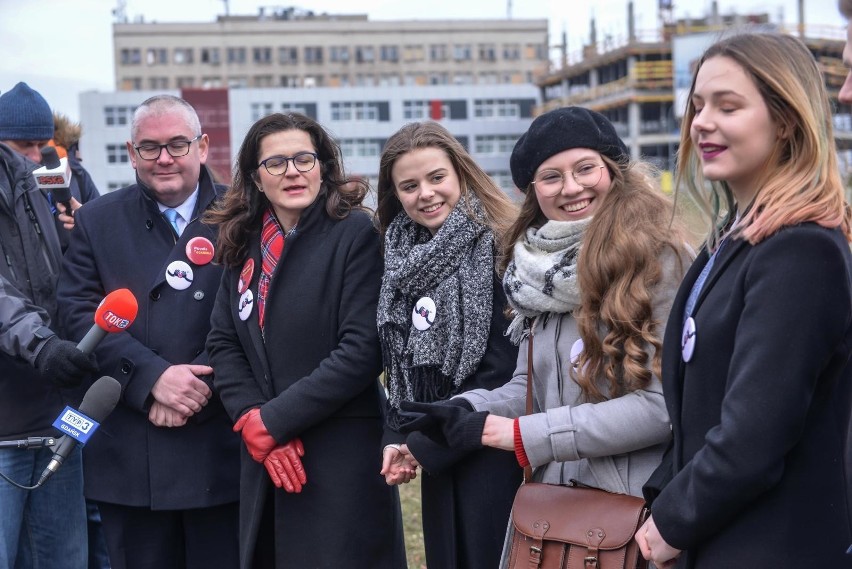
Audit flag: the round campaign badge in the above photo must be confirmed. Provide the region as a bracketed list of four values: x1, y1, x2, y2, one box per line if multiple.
[238, 259, 255, 295]
[412, 297, 437, 331]
[569, 338, 584, 368]
[238, 289, 254, 321]
[681, 317, 697, 362]
[165, 260, 194, 291]
[186, 237, 214, 266]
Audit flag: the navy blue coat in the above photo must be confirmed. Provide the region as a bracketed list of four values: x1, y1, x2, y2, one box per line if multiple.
[206, 197, 405, 568]
[58, 167, 240, 509]
[649, 223, 852, 568]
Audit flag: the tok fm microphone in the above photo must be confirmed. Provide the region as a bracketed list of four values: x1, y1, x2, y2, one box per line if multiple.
[37, 376, 121, 486]
[77, 288, 139, 354]
[35, 146, 73, 212]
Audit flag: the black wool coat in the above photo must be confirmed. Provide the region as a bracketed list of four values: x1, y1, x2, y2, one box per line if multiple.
[206, 198, 406, 569]
[649, 223, 852, 568]
[395, 279, 522, 569]
[58, 168, 241, 509]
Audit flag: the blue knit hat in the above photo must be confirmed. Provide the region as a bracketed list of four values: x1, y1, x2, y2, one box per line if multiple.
[0, 82, 53, 141]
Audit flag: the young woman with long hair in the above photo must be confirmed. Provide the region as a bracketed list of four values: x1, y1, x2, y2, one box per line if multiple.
[376, 121, 523, 569]
[205, 113, 406, 568]
[399, 107, 690, 567]
[635, 32, 852, 568]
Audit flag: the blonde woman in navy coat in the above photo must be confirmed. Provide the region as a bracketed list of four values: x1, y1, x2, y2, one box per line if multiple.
[205, 113, 405, 569]
[636, 33, 852, 568]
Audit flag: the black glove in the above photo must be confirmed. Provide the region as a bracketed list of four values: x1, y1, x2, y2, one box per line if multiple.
[34, 336, 99, 388]
[398, 399, 488, 452]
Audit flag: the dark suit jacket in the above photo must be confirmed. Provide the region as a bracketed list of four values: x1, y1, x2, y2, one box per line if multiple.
[650, 223, 852, 568]
[58, 167, 240, 509]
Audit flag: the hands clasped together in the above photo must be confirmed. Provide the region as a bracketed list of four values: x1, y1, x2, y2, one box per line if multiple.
[382, 398, 491, 485]
[148, 364, 214, 428]
[233, 408, 307, 493]
[380, 443, 419, 485]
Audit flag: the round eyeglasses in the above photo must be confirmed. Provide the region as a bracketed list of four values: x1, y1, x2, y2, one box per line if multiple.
[531, 163, 606, 196]
[257, 152, 318, 176]
[133, 135, 202, 161]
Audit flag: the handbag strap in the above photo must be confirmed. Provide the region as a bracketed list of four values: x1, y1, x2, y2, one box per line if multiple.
[524, 322, 534, 484]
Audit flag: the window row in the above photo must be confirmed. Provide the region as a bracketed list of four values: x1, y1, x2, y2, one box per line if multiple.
[118, 43, 546, 67]
[118, 70, 533, 91]
[105, 99, 532, 136]
[246, 99, 533, 123]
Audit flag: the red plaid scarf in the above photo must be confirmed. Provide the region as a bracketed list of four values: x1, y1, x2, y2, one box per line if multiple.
[258, 209, 286, 330]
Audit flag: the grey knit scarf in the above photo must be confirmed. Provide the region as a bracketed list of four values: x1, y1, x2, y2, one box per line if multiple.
[378, 194, 494, 429]
[503, 218, 591, 343]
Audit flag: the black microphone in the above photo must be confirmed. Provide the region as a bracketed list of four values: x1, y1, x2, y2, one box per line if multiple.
[37, 376, 121, 487]
[35, 146, 73, 213]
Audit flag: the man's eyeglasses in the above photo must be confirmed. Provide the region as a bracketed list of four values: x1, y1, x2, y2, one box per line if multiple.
[133, 135, 202, 161]
[257, 152, 318, 176]
[531, 162, 606, 196]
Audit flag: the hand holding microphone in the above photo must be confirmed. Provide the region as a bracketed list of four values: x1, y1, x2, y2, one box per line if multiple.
[34, 337, 98, 388]
[35, 289, 139, 388]
[55, 197, 82, 230]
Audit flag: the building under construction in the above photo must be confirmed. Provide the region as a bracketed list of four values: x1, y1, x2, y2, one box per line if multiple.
[534, 1, 850, 180]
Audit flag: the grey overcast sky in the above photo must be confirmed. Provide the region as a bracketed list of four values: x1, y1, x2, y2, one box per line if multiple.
[0, 0, 840, 123]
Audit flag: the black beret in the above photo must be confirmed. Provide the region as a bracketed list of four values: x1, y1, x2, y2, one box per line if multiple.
[511, 106, 630, 191]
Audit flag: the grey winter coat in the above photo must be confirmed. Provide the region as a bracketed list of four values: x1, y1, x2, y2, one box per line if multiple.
[0, 142, 67, 439]
[460, 249, 685, 496]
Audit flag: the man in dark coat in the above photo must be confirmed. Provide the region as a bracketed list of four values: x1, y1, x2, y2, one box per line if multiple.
[0, 83, 98, 569]
[58, 95, 240, 569]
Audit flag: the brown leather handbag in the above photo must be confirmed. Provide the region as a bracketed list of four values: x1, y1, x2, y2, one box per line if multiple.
[506, 327, 650, 569]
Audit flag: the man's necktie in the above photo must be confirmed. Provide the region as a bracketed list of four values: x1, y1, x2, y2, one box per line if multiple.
[164, 208, 182, 236]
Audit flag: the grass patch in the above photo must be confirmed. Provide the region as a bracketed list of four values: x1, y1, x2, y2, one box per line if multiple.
[399, 474, 427, 568]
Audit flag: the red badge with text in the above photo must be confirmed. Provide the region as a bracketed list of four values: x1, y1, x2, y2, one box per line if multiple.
[238, 259, 255, 295]
[185, 237, 215, 266]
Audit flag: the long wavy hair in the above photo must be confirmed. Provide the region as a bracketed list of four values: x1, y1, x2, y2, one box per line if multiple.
[505, 156, 686, 401]
[677, 32, 851, 250]
[376, 121, 518, 268]
[206, 113, 369, 267]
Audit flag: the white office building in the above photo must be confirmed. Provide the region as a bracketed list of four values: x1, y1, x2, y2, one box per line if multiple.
[79, 83, 540, 204]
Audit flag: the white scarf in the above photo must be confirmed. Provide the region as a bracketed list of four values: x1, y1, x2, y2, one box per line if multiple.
[503, 218, 591, 343]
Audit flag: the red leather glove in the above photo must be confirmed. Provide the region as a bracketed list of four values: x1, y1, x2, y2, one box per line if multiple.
[264, 439, 307, 493]
[233, 408, 277, 463]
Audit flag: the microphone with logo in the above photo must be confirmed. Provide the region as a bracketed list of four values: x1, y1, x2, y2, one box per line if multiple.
[35, 146, 73, 213]
[77, 288, 139, 354]
[37, 375, 121, 487]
